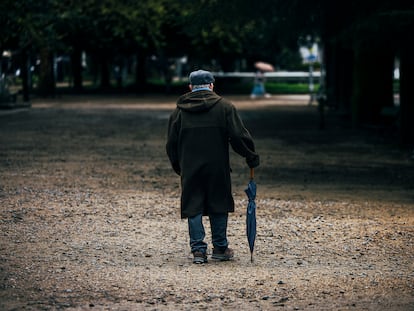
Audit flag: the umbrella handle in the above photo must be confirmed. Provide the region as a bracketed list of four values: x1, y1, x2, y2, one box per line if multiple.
[250, 168, 254, 180]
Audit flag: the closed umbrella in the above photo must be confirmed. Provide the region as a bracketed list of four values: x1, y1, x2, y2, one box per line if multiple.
[245, 168, 257, 262]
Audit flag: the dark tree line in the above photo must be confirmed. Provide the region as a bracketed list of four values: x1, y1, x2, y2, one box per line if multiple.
[1, 0, 413, 144]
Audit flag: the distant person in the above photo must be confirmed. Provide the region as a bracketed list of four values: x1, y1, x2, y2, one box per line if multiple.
[166, 69, 260, 264]
[250, 70, 271, 99]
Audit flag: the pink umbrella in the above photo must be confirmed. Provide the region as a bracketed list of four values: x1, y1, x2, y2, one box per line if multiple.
[254, 61, 275, 72]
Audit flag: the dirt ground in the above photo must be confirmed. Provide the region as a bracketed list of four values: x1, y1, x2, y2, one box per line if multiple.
[0, 94, 413, 310]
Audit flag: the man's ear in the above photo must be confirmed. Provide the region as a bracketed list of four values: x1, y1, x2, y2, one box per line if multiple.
[189, 84, 193, 91]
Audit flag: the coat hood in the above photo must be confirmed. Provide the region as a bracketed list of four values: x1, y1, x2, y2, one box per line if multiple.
[177, 90, 222, 112]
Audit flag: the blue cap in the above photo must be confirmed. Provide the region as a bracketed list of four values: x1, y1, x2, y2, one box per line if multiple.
[189, 70, 215, 85]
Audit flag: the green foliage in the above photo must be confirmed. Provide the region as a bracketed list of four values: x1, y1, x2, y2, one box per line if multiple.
[2, 0, 412, 63]
[0, 0, 181, 53]
[0, 0, 56, 50]
[266, 82, 318, 94]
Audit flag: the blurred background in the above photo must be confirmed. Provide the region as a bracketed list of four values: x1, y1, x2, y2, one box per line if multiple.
[0, 0, 413, 145]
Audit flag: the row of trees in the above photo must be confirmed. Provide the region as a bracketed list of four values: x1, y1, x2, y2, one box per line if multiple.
[1, 0, 413, 144]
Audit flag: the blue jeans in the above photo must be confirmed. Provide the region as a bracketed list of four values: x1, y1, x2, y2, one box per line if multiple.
[188, 213, 228, 254]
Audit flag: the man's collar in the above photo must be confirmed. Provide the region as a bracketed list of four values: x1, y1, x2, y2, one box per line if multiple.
[191, 87, 212, 92]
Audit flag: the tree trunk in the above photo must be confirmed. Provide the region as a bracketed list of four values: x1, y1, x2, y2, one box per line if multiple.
[322, 2, 354, 116]
[71, 45, 83, 91]
[351, 48, 394, 127]
[324, 40, 353, 115]
[399, 43, 414, 145]
[20, 49, 30, 102]
[135, 52, 147, 93]
[37, 47, 55, 96]
[100, 53, 110, 89]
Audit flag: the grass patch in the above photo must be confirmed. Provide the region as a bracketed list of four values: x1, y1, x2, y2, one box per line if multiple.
[265, 82, 317, 94]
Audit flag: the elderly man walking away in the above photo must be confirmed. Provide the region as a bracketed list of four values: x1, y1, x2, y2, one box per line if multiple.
[166, 69, 260, 264]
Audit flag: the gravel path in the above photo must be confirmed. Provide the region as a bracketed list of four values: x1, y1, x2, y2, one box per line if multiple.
[0, 95, 413, 310]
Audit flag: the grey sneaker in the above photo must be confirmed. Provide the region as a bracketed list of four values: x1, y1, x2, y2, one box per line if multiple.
[211, 248, 234, 261]
[193, 251, 208, 264]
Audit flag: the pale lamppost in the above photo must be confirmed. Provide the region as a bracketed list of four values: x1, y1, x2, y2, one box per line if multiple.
[299, 35, 318, 105]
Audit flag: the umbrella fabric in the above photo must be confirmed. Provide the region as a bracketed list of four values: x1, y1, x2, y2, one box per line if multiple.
[254, 61, 274, 72]
[245, 175, 257, 262]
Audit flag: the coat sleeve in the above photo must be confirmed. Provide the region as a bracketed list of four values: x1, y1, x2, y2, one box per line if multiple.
[226, 104, 260, 168]
[166, 110, 181, 175]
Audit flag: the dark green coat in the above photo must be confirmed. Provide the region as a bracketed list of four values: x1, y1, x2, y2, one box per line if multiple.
[166, 90, 259, 218]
